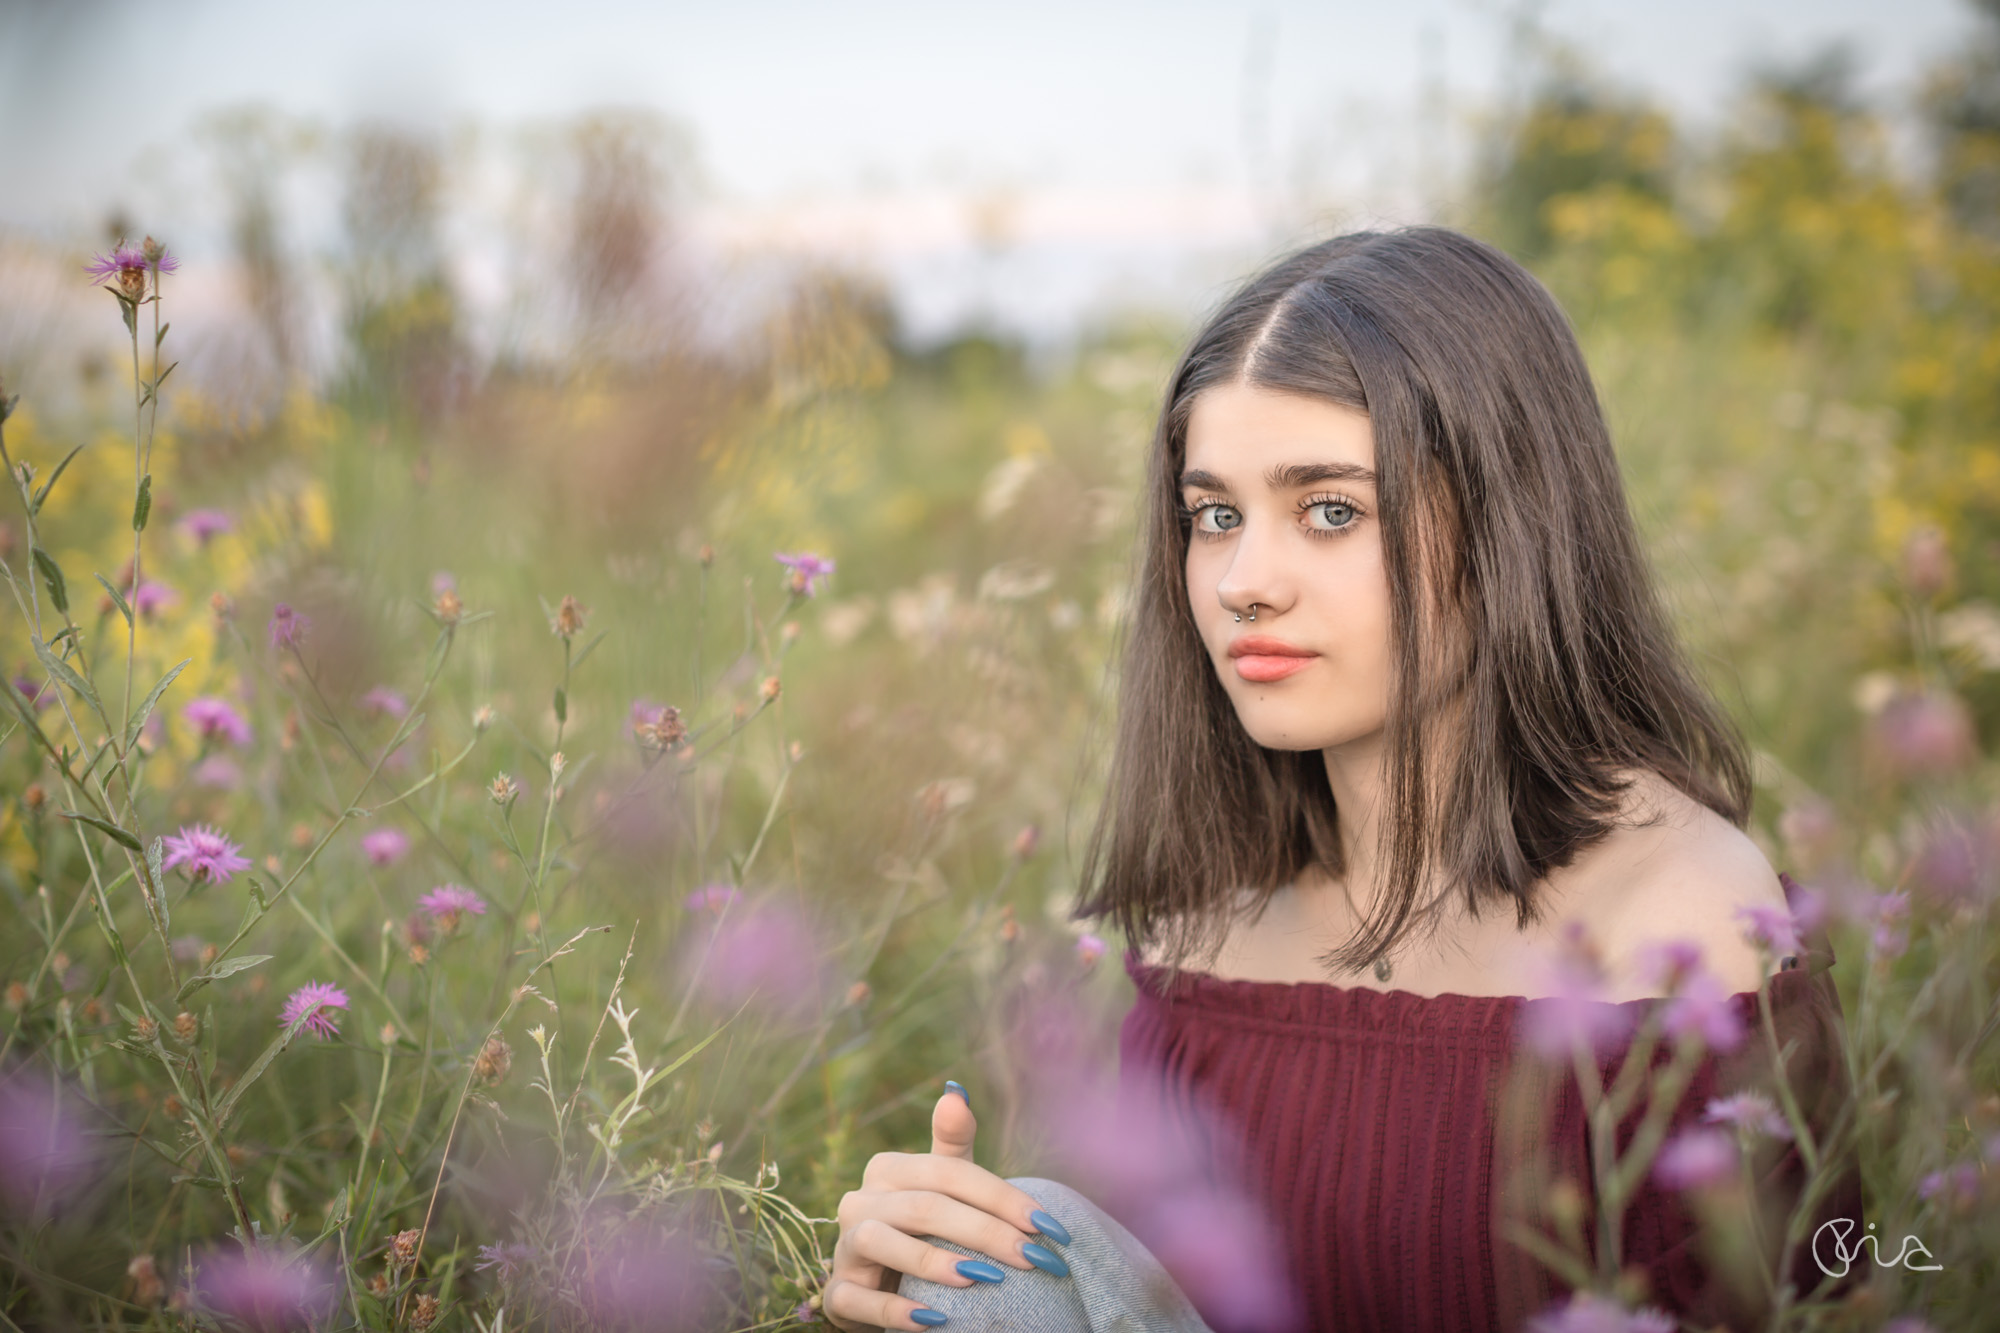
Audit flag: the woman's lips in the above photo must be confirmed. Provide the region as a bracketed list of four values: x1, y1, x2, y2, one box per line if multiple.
[1227, 635, 1319, 683]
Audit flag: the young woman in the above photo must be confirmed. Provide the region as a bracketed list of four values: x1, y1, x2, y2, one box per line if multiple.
[821, 227, 1860, 1333]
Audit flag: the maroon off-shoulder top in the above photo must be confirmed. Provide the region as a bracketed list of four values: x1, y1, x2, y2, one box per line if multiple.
[1115, 874, 1864, 1333]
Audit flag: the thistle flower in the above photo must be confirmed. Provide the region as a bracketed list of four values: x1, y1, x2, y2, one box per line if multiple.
[12, 673, 52, 713]
[1703, 1091, 1793, 1141]
[132, 581, 178, 617]
[473, 1034, 512, 1085]
[684, 884, 740, 913]
[267, 603, 310, 651]
[388, 1229, 421, 1270]
[190, 756, 242, 790]
[279, 981, 349, 1041]
[474, 1242, 534, 1282]
[1076, 933, 1107, 967]
[86, 244, 172, 300]
[1661, 970, 1747, 1052]
[775, 551, 835, 597]
[1869, 688, 1977, 777]
[178, 509, 233, 545]
[195, 1246, 335, 1328]
[1526, 1292, 1677, 1333]
[127, 1254, 165, 1306]
[490, 773, 520, 805]
[418, 884, 487, 932]
[1652, 1127, 1737, 1190]
[550, 594, 587, 639]
[631, 700, 687, 751]
[360, 827, 411, 867]
[360, 686, 409, 719]
[1516, 921, 1637, 1059]
[1734, 903, 1802, 958]
[433, 587, 463, 623]
[160, 824, 251, 885]
[181, 697, 253, 747]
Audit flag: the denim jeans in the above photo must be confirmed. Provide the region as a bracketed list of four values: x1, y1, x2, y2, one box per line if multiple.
[898, 1176, 1215, 1332]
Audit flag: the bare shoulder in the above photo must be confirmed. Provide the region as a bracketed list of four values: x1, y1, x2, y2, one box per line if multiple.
[1580, 772, 1790, 999]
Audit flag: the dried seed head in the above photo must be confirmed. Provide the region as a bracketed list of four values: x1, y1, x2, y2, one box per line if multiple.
[433, 587, 463, 624]
[1011, 824, 1040, 860]
[472, 704, 495, 733]
[117, 264, 147, 300]
[389, 1228, 422, 1270]
[707, 1140, 725, 1163]
[549, 751, 566, 780]
[490, 773, 520, 806]
[408, 943, 431, 967]
[759, 675, 782, 702]
[199, 943, 219, 967]
[998, 904, 1019, 944]
[128, 1254, 165, 1306]
[3, 982, 26, 1011]
[210, 591, 235, 621]
[380, 1022, 399, 1045]
[788, 740, 804, 763]
[698, 543, 714, 567]
[844, 980, 872, 1008]
[411, 1293, 440, 1329]
[551, 594, 587, 640]
[22, 782, 45, 812]
[134, 1015, 159, 1041]
[161, 1094, 182, 1119]
[473, 1034, 512, 1085]
[781, 620, 801, 645]
[634, 705, 687, 751]
[141, 236, 167, 267]
[367, 1272, 390, 1298]
[173, 1011, 198, 1042]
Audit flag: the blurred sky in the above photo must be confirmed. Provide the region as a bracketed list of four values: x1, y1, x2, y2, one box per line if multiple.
[0, 0, 1982, 345]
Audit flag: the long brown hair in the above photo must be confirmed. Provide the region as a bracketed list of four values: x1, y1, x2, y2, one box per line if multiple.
[1074, 226, 1750, 982]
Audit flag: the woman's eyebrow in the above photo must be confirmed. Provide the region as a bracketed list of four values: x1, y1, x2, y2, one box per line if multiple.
[1178, 461, 1378, 490]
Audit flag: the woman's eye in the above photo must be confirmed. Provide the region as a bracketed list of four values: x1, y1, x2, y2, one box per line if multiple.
[1193, 503, 1242, 534]
[1308, 501, 1358, 531]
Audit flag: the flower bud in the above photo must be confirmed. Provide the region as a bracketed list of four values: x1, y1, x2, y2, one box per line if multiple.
[1901, 525, 1952, 600]
[473, 704, 495, 732]
[491, 773, 520, 806]
[550, 751, 566, 780]
[760, 675, 782, 702]
[134, 1015, 158, 1041]
[173, 1011, 198, 1042]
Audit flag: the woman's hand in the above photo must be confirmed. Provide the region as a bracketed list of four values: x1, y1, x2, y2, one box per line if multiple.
[822, 1082, 1074, 1331]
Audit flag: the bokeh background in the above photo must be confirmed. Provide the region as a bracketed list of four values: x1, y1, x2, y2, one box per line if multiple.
[4, 0, 2000, 1329]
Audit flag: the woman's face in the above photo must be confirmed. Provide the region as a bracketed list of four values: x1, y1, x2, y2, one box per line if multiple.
[1181, 381, 1393, 754]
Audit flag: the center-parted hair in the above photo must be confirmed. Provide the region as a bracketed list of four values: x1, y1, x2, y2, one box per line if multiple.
[1073, 226, 1750, 981]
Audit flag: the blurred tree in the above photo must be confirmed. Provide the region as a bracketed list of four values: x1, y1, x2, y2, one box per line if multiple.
[566, 108, 691, 346]
[201, 105, 316, 381]
[1926, 0, 2000, 243]
[339, 124, 464, 420]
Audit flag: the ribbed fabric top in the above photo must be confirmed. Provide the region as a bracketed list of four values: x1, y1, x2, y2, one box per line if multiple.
[1116, 874, 1863, 1333]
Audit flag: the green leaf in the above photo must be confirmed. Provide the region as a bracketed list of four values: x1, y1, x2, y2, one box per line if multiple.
[216, 1001, 335, 1129]
[146, 836, 167, 934]
[131, 474, 152, 531]
[177, 954, 274, 1003]
[113, 290, 136, 337]
[124, 657, 191, 751]
[95, 574, 133, 627]
[29, 444, 85, 516]
[2, 393, 18, 422]
[157, 361, 177, 387]
[155, 322, 170, 348]
[31, 634, 104, 722]
[571, 628, 610, 670]
[62, 810, 143, 852]
[31, 545, 68, 615]
[553, 687, 567, 724]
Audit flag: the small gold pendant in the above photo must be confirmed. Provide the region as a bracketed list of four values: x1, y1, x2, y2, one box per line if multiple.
[1373, 954, 1393, 983]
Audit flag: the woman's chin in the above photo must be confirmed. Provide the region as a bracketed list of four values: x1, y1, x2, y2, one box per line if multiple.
[1233, 709, 1374, 754]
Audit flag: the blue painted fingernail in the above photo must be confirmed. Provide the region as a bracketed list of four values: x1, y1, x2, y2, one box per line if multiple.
[1028, 1208, 1072, 1246]
[955, 1258, 1005, 1284]
[944, 1080, 970, 1109]
[911, 1309, 949, 1327]
[1022, 1242, 1070, 1278]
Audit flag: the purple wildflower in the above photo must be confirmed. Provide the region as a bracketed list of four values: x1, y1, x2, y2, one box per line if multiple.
[85, 245, 149, 287]
[360, 686, 409, 719]
[418, 884, 487, 931]
[1870, 689, 1978, 777]
[267, 603, 310, 651]
[1703, 1092, 1793, 1141]
[775, 551, 835, 597]
[1868, 890, 1912, 960]
[190, 756, 242, 790]
[1917, 1162, 1983, 1210]
[1630, 938, 1704, 993]
[431, 570, 456, 595]
[160, 824, 251, 886]
[131, 581, 178, 617]
[1653, 1127, 1738, 1190]
[1076, 933, 1108, 966]
[1661, 970, 1747, 1053]
[684, 884, 740, 913]
[11, 673, 52, 713]
[794, 1299, 821, 1322]
[1526, 1292, 1677, 1333]
[684, 898, 824, 1015]
[361, 827, 411, 867]
[475, 1241, 534, 1281]
[0, 1070, 98, 1218]
[195, 1246, 335, 1328]
[1735, 903, 1801, 958]
[278, 982, 349, 1041]
[1517, 923, 1637, 1060]
[178, 509, 234, 544]
[181, 696, 253, 747]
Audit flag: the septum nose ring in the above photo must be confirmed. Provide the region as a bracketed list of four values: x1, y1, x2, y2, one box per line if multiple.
[1233, 602, 1259, 623]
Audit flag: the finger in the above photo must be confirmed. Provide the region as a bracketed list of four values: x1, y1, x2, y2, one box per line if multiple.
[845, 1217, 982, 1289]
[865, 1188, 1044, 1271]
[930, 1082, 976, 1160]
[822, 1276, 951, 1332]
[862, 1155, 1052, 1243]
